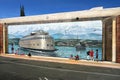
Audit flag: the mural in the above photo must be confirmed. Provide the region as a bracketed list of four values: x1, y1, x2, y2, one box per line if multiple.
[8, 20, 102, 60]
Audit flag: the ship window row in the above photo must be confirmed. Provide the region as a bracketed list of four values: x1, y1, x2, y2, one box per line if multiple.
[21, 43, 53, 47]
[21, 37, 53, 41]
[31, 44, 53, 47]
[21, 43, 40, 46]
[47, 44, 54, 47]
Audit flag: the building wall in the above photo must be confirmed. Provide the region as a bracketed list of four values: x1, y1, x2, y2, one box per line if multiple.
[0, 24, 3, 53]
[116, 15, 120, 63]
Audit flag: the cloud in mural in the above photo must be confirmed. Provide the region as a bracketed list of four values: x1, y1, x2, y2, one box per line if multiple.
[8, 20, 102, 40]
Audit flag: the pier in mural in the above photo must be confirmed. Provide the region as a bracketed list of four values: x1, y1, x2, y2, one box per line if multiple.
[8, 20, 102, 60]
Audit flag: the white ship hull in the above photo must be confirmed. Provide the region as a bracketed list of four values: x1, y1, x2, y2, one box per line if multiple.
[19, 30, 56, 52]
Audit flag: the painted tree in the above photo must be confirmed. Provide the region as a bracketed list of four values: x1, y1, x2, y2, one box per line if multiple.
[20, 5, 25, 16]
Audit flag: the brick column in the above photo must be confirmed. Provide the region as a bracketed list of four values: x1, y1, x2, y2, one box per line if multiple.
[116, 15, 120, 63]
[102, 20, 105, 61]
[0, 24, 3, 54]
[104, 18, 112, 61]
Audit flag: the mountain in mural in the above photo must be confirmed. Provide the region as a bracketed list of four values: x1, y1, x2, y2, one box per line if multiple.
[8, 21, 102, 40]
[8, 31, 102, 40]
[9, 34, 23, 39]
[51, 33, 64, 39]
[8, 34, 16, 39]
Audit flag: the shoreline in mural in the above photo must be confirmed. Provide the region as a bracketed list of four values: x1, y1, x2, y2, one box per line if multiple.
[8, 44, 102, 60]
[8, 21, 102, 60]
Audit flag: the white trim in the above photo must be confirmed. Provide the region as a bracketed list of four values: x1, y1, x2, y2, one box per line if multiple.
[0, 7, 120, 24]
[112, 17, 117, 62]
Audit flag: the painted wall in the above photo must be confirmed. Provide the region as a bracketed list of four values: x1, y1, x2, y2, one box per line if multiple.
[8, 21, 103, 60]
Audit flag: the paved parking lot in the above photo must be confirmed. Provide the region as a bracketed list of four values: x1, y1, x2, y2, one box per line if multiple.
[0, 54, 120, 80]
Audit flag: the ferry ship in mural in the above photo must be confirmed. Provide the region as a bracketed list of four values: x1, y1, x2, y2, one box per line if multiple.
[75, 42, 86, 51]
[19, 30, 56, 52]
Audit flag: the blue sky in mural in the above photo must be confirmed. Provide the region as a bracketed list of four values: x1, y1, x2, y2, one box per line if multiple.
[0, 0, 120, 18]
[8, 20, 102, 40]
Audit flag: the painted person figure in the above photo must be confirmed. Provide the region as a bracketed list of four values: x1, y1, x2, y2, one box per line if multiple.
[75, 54, 79, 60]
[11, 43, 14, 53]
[90, 49, 94, 61]
[70, 54, 74, 60]
[86, 50, 90, 60]
[95, 49, 98, 61]
[28, 52, 31, 57]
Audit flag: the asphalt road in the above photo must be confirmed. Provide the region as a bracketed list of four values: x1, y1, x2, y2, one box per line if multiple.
[0, 56, 120, 80]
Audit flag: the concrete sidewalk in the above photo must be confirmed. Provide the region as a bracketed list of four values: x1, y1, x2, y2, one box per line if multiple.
[0, 54, 120, 69]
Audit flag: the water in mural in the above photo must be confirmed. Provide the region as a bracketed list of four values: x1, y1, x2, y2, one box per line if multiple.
[8, 21, 102, 60]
